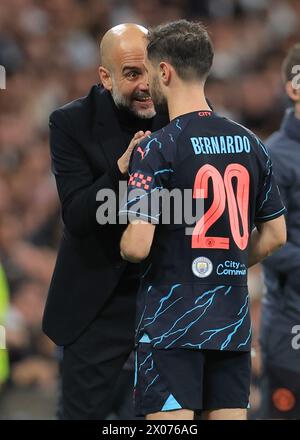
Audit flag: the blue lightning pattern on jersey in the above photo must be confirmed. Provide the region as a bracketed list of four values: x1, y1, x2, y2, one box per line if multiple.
[169, 133, 175, 142]
[139, 352, 152, 370]
[163, 295, 218, 349]
[136, 285, 251, 351]
[143, 137, 163, 159]
[237, 295, 248, 316]
[175, 119, 182, 131]
[255, 137, 278, 216]
[195, 285, 225, 304]
[256, 138, 269, 158]
[145, 374, 159, 393]
[220, 298, 249, 349]
[144, 297, 183, 327]
[144, 286, 224, 348]
[237, 327, 252, 349]
[154, 168, 174, 176]
[224, 286, 232, 295]
[143, 284, 181, 326]
[145, 360, 154, 375]
[181, 294, 249, 350]
[136, 345, 159, 394]
[134, 351, 138, 387]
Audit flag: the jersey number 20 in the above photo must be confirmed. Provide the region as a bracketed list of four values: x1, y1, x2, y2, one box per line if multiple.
[192, 164, 249, 250]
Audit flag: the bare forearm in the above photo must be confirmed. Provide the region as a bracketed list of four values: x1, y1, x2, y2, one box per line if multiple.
[248, 219, 286, 268]
[120, 228, 141, 263]
[120, 222, 155, 263]
[248, 228, 268, 267]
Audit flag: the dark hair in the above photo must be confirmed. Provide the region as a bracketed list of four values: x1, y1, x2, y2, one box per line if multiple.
[147, 20, 214, 81]
[282, 43, 300, 83]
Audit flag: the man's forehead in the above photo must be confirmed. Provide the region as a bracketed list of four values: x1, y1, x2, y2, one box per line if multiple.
[113, 44, 147, 69]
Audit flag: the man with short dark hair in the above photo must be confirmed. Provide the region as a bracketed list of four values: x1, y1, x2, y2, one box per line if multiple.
[42, 23, 168, 420]
[120, 20, 286, 420]
[260, 43, 300, 419]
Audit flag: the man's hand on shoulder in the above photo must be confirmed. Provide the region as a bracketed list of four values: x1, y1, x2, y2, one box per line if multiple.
[117, 130, 151, 175]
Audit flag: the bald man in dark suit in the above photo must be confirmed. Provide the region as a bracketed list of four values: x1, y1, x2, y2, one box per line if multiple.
[43, 23, 168, 419]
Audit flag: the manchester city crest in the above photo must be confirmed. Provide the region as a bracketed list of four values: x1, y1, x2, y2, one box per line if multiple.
[192, 257, 213, 278]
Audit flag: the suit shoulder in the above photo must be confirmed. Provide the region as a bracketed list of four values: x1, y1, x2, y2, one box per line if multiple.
[49, 85, 99, 125]
[265, 130, 294, 160]
[50, 96, 89, 125]
[265, 131, 282, 148]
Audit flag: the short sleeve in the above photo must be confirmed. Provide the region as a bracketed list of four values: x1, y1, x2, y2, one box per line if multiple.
[255, 140, 286, 222]
[119, 132, 175, 223]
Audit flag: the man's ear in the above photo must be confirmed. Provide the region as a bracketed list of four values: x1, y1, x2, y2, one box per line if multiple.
[285, 81, 300, 103]
[159, 62, 171, 86]
[98, 66, 113, 91]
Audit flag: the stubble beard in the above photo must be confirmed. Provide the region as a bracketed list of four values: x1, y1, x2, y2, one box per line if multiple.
[111, 79, 156, 120]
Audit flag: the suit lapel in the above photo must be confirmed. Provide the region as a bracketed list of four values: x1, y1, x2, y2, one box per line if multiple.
[93, 86, 128, 171]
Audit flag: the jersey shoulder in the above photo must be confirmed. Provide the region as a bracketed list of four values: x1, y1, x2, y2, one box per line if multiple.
[222, 116, 259, 140]
[136, 116, 190, 162]
[139, 115, 189, 148]
[223, 116, 270, 159]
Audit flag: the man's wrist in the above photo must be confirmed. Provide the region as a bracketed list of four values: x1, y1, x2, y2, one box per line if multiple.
[117, 159, 126, 176]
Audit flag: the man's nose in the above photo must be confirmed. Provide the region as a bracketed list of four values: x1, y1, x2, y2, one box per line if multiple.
[138, 73, 149, 90]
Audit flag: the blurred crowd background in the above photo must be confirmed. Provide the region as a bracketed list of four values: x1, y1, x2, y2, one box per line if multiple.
[0, 0, 299, 419]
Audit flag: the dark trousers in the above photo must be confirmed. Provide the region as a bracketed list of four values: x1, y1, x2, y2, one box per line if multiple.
[59, 280, 137, 420]
[259, 361, 300, 419]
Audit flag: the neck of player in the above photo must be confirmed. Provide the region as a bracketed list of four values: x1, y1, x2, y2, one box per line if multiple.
[167, 83, 211, 121]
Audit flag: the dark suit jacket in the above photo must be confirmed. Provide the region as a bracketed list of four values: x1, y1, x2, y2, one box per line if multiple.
[42, 85, 168, 346]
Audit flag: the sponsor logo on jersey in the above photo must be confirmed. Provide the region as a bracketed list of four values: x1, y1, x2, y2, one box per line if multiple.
[217, 260, 247, 276]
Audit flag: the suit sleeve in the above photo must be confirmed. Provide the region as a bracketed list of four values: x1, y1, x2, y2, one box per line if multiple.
[261, 146, 300, 274]
[50, 109, 124, 237]
[119, 133, 175, 223]
[254, 141, 286, 222]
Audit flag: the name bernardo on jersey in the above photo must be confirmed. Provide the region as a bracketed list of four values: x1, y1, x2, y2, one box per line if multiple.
[191, 135, 251, 155]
